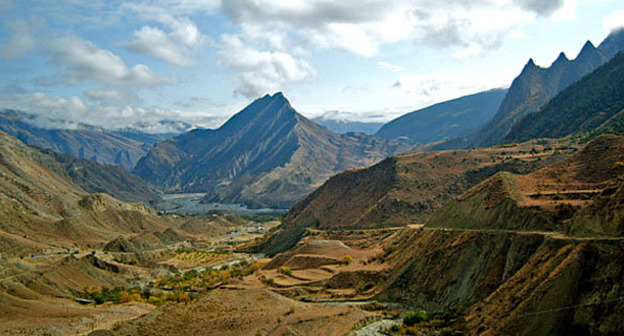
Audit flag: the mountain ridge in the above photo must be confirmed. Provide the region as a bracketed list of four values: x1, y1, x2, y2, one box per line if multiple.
[0, 110, 183, 171]
[134, 93, 401, 208]
[468, 28, 624, 148]
[504, 51, 624, 143]
[376, 88, 508, 144]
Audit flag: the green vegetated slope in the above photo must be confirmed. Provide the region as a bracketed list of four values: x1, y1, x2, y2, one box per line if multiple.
[375, 88, 507, 144]
[505, 52, 624, 143]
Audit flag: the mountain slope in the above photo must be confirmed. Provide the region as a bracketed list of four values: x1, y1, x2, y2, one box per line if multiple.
[134, 93, 398, 208]
[311, 117, 383, 134]
[35, 149, 157, 203]
[504, 52, 624, 143]
[0, 110, 176, 171]
[470, 28, 624, 148]
[256, 138, 574, 255]
[428, 134, 624, 236]
[376, 88, 507, 143]
[0, 130, 173, 255]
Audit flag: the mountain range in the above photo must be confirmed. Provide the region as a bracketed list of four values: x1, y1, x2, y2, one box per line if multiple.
[311, 116, 384, 134]
[2, 25, 624, 336]
[505, 51, 624, 143]
[133, 93, 407, 208]
[467, 28, 624, 148]
[0, 110, 189, 171]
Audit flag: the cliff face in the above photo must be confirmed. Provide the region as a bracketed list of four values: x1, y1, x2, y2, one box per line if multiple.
[376, 227, 624, 336]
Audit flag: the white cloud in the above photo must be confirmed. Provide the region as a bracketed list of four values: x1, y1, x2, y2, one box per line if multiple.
[5, 92, 87, 123]
[603, 9, 624, 32]
[84, 89, 137, 102]
[0, 91, 224, 133]
[217, 0, 573, 59]
[218, 34, 315, 98]
[392, 69, 511, 107]
[377, 61, 406, 72]
[123, 4, 209, 66]
[2, 20, 35, 60]
[48, 35, 169, 86]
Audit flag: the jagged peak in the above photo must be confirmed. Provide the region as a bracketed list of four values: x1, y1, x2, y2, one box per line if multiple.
[520, 58, 539, 74]
[551, 52, 570, 67]
[576, 40, 598, 59]
[219, 92, 296, 133]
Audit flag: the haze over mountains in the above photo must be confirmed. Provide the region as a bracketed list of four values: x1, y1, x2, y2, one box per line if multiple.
[0, 110, 190, 171]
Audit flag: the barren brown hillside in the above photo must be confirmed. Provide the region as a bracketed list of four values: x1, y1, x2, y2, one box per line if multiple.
[259, 138, 576, 255]
[428, 134, 624, 235]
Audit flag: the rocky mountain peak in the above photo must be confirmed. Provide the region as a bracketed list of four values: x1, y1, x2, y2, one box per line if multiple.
[520, 58, 538, 74]
[576, 40, 598, 59]
[551, 52, 570, 67]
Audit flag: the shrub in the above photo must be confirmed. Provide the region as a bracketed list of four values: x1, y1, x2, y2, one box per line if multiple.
[280, 266, 293, 276]
[262, 277, 275, 286]
[341, 255, 353, 265]
[403, 308, 429, 326]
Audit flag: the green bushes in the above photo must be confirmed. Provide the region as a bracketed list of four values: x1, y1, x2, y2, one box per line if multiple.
[403, 308, 429, 326]
[280, 266, 293, 276]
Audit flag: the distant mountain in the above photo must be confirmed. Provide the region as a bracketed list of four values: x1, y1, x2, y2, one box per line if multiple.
[469, 28, 624, 148]
[134, 93, 401, 208]
[34, 149, 158, 204]
[376, 88, 507, 143]
[505, 51, 624, 143]
[0, 110, 189, 171]
[311, 117, 383, 135]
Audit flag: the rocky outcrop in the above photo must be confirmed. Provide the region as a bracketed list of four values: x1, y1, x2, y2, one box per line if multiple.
[376, 227, 624, 336]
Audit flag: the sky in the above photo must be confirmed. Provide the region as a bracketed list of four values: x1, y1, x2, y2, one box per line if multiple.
[1, 0, 623, 133]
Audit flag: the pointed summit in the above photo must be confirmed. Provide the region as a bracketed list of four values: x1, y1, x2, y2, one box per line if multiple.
[551, 52, 570, 68]
[577, 40, 597, 59]
[575, 40, 608, 72]
[520, 58, 538, 75]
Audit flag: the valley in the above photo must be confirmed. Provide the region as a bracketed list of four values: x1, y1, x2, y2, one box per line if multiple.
[0, 9, 623, 335]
